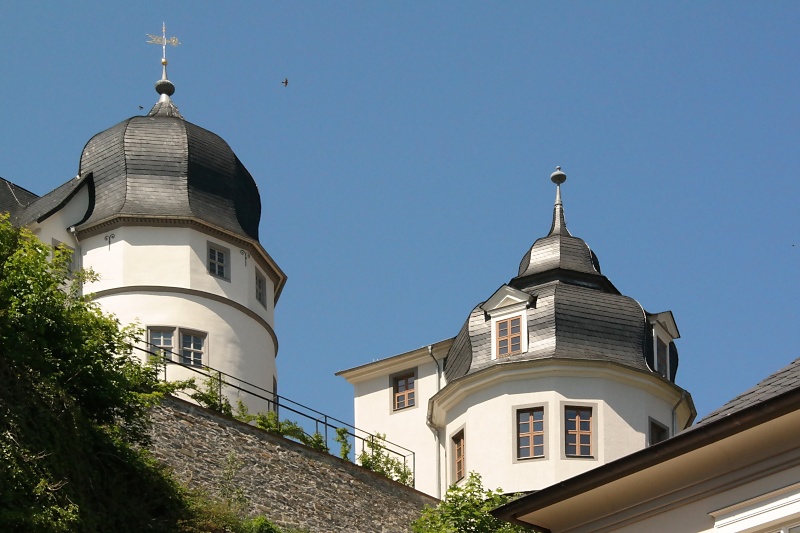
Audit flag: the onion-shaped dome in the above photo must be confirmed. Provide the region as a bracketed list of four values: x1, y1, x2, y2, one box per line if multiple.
[76, 63, 261, 240]
[443, 168, 680, 383]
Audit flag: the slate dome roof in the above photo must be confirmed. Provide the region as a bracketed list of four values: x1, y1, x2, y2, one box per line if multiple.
[77, 79, 261, 241]
[443, 169, 678, 383]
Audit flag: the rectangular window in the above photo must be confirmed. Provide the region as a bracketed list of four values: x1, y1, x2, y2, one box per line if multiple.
[453, 430, 465, 482]
[497, 316, 522, 357]
[52, 239, 77, 275]
[393, 373, 415, 410]
[208, 243, 230, 281]
[649, 419, 669, 446]
[656, 337, 668, 378]
[517, 408, 545, 459]
[149, 328, 174, 363]
[255, 270, 267, 308]
[180, 332, 205, 367]
[565, 406, 593, 457]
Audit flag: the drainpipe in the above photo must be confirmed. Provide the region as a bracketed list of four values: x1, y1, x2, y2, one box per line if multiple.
[671, 390, 687, 436]
[426, 344, 442, 499]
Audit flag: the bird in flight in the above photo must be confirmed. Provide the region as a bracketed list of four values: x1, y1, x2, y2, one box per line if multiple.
[282, 78, 288, 87]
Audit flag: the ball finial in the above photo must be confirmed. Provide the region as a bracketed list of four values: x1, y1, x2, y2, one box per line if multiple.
[550, 166, 567, 185]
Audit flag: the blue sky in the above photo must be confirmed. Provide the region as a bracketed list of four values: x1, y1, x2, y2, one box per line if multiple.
[1, 2, 798, 424]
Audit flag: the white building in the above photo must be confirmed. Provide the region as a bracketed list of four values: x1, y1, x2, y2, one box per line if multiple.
[338, 168, 696, 499]
[492, 356, 800, 533]
[0, 59, 285, 413]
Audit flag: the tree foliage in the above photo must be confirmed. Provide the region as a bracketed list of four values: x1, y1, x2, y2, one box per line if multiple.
[0, 216, 293, 532]
[357, 433, 413, 486]
[412, 472, 527, 533]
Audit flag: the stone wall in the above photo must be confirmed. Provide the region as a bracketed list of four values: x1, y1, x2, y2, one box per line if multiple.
[148, 397, 438, 532]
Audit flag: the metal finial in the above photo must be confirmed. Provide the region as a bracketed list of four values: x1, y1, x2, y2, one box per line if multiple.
[147, 23, 180, 99]
[550, 166, 567, 185]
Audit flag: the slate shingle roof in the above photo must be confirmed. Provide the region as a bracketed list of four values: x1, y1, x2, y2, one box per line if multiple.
[13, 176, 89, 226]
[696, 356, 800, 427]
[76, 99, 261, 240]
[443, 182, 665, 382]
[0, 178, 39, 219]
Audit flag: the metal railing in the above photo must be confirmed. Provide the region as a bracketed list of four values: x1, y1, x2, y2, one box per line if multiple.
[134, 342, 415, 486]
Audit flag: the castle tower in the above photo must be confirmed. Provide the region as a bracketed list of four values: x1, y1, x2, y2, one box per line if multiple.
[4, 34, 286, 412]
[339, 168, 695, 497]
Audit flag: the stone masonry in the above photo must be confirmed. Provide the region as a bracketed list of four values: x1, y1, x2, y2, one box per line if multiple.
[148, 397, 438, 532]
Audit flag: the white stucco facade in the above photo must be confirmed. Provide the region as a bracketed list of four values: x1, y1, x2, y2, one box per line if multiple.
[22, 180, 283, 414]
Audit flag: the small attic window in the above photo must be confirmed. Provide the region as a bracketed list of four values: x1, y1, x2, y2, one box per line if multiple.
[497, 317, 522, 357]
[655, 337, 668, 378]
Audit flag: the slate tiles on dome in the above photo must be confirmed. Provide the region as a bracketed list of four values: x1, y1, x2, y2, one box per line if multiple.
[695, 356, 800, 428]
[443, 317, 474, 382]
[0, 178, 39, 219]
[517, 233, 600, 279]
[76, 113, 261, 241]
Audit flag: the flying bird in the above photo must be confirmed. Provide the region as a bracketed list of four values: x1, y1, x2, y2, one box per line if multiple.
[282, 78, 288, 87]
[138, 105, 144, 110]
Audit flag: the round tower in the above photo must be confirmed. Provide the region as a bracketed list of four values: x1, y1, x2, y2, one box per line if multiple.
[74, 52, 285, 412]
[431, 168, 695, 493]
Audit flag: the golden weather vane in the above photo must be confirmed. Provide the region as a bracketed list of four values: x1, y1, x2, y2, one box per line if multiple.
[146, 22, 180, 66]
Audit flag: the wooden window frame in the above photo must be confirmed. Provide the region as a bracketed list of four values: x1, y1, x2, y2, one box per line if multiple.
[496, 316, 522, 357]
[392, 373, 416, 411]
[207, 242, 231, 281]
[517, 407, 545, 459]
[565, 406, 593, 458]
[452, 430, 465, 482]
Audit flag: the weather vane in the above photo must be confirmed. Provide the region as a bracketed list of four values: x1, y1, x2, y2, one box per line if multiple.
[146, 22, 180, 67]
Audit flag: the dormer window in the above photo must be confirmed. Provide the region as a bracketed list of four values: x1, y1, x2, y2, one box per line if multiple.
[655, 337, 668, 378]
[497, 317, 522, 357]
[480, 285, 532, 360]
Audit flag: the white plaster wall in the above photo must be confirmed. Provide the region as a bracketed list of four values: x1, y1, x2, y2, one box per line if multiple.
[353, 359, 442, 498]
[81, 226, 274, 326]
[441, 372, 681, 494]
[97, 291, 276, 414]
[31, 184, 91, 263]
[573, 464, 800, 533]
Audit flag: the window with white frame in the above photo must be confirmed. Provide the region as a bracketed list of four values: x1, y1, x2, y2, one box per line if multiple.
[180, 332, 205, 367]
[208, 242, 230, 281]
[147, 327, 206, 367]
[480, 285, 532, 360]
[149, 328, 175, 363]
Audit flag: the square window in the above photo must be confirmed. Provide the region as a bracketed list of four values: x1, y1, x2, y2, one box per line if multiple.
[517, 408, 545, 459]
[497, 317, 522, 357]
[393, 373, 415, 410]
[565, 407, 593, 457]
[208, 243, 231, 281]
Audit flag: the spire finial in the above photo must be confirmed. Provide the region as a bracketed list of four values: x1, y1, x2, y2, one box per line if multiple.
[147, 23, 180, 101]
[548, 166, 570, 236]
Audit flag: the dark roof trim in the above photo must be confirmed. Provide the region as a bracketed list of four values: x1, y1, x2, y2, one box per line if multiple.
[510, 267, 620, 295]
[490, 381, 800, 529]
[36, 173, 94, 224]
[92, 285, 279, 357]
